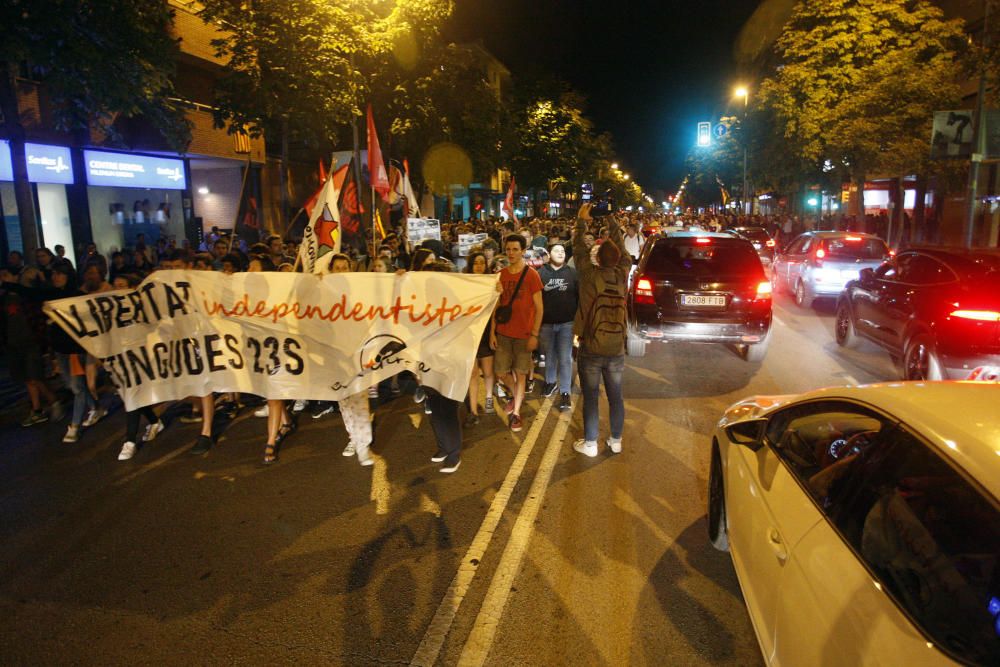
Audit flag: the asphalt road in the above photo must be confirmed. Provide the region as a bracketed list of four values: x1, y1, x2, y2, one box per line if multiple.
[0, 290, 902, 666]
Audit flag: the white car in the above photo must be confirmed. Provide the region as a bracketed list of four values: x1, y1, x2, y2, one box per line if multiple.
[708, 382, 1000, 666]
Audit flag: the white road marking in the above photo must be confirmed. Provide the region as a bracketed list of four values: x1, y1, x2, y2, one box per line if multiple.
[456, 402, 575, 667]
[409, 397, 556, 667]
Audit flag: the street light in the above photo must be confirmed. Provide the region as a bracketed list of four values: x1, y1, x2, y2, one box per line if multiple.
[734, 85, 750, 215]
[611, 162, 619, 170]
[623, 173, 630, 180]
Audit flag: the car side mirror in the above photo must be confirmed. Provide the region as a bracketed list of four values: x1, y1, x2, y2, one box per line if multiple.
[725, 419, 767, 451]
[859, 267, 875, 285]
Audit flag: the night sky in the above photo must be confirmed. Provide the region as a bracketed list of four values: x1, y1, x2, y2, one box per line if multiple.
[448, 0, 762, 194]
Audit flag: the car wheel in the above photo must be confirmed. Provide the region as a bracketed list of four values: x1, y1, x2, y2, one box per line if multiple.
[794, 280, 814, 308]
[903, 334, 944, 381]
[708, 443, 729, 552]
[627, 331, 647, 358]
[835, 302, 860, 348]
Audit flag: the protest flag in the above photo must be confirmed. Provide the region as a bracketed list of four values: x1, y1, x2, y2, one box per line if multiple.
[366, 104, 391, 198]
[299, 164, 348, 273]
[503, 176, 518, 222]
[402, 159, 420, 219]
[234, 159, 263, 245]
[339, 158, 367, 253]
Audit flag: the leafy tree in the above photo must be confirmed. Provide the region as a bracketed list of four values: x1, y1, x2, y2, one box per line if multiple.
[760, 0, 966, 214]
[508, 89, 611, 209]
[0, 0, 190, 255]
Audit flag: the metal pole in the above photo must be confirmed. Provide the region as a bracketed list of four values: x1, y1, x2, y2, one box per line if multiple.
[742, 94, 749, 216]
[965, 0, 990, 248]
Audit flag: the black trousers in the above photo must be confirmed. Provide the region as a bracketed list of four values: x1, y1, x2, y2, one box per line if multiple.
[426, 389, 462, 465]
[125, 406, 158, 443]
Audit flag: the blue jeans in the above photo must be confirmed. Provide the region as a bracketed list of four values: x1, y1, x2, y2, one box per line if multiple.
[540, 321, 574, 392]
[578, 353, 625, 442]
[57, 353, 95, 426]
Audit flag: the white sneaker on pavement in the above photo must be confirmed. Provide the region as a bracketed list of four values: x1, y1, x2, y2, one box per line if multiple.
[62, 424, 80, 443]
[82, 407, 107, 428]
[573, 439, 599, 458]
[254, 404, 269, 418]
[342, 442, 356, 457]
[291, 399, 306, 413]
[142, 420, 165, 443]
[607, 437, 622, 454]
[356, 446, 374, 467]
[118, 441, 138, 461]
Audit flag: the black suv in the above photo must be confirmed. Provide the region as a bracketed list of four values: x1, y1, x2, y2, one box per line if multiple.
[726, 226, 776, 265]
[836, 248, 1000, 379]
[628, 233, 772, 361]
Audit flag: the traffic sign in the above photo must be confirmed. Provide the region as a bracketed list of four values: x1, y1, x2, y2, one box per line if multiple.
[713, 123, 728, 139]
[697, 122, 711, 147]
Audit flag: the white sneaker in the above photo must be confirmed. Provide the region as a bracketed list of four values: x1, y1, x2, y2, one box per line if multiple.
[62, 424, 80, 443]
[356, 446, 374, 467]
[573, 439, 599, 458]
[342, 442, 356, 457]
[82, 407, 107, 427]
[254, 404, 269, 418]
[291, 399, 306, 414]
[368, 385, 379, 399]
[607, 437, 622, 454]
[142, 420, 165, 443]
[118, 441, 138, 461]
[440, 459, 461, 473]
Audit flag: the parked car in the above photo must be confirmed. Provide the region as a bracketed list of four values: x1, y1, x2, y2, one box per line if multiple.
[772, 231, 890, 308]
[627, 233, 772, 361]
[726, 226, 776, 265]
[836, 248, 1000, 380]
[708, 381, 1000, 666]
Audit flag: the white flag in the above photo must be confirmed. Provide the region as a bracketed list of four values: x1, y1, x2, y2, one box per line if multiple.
[299, 166, 345, 274]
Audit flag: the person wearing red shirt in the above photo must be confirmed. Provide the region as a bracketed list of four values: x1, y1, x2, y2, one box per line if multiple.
[491, 235, 543, 432]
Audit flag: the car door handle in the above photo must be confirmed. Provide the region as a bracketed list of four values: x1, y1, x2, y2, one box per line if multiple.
[767, 528, 788, 562]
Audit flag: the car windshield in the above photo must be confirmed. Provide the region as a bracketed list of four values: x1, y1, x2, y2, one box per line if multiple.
[648, 241, 762, 276]
[822, 237, 888, 260]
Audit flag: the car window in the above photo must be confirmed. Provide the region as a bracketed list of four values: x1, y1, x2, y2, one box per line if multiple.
[896, 254, 956, 285]
[785, 236, 808, 254]
[765, 401, 894, 511]
[822, 237, 889, 260]
[832, 427, 1000, 666]
[646, 241, 762, 277]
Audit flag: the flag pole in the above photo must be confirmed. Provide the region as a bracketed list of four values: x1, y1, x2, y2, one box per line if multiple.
[228, 152, 253, 254]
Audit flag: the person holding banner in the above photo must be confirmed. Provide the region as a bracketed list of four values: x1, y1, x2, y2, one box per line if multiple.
[463, 251, 497, 424]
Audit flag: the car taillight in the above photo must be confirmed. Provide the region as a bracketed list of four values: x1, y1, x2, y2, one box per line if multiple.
[765, 239, 775, 247]
[695, 237, 712, 244]
[813, 247, 825, 267]
[755, 281, 772, 299]
[950, 309, 1000, 322]
[635, 277, 655, 304]
[845, 236, 862, 241]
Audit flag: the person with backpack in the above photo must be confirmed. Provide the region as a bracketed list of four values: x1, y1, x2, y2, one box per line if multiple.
[572, 204, 631, 457]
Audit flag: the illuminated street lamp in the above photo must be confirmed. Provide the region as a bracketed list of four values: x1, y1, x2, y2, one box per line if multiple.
[623, 173, 630, 180]
[611, 162, 619, 170]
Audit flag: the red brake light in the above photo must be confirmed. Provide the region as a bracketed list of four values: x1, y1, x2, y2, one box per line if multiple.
[815, 248, 826, 259]
[755, 281, 772, 298]
[889, 249, 896, 257]
[765, 239, 775, 247]
[635, 277, 654, 304]
[950, 310, 1000, 322]
[845, 236, 862, 241]
[695, 237, 712, 244]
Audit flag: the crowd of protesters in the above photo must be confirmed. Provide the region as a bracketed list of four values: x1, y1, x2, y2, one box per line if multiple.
[0, 204, 862, 473]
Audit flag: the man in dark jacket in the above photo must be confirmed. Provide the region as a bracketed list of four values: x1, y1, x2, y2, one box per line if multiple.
[572, 204, 631, 457]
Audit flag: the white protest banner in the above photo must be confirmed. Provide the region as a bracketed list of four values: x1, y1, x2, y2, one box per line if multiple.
[44, 270, 499, 411]
[458, 233, 488, 257]
[407, 217, 441, 245]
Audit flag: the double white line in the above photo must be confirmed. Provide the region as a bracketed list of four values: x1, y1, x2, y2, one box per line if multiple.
[410, 396, 576, 667]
